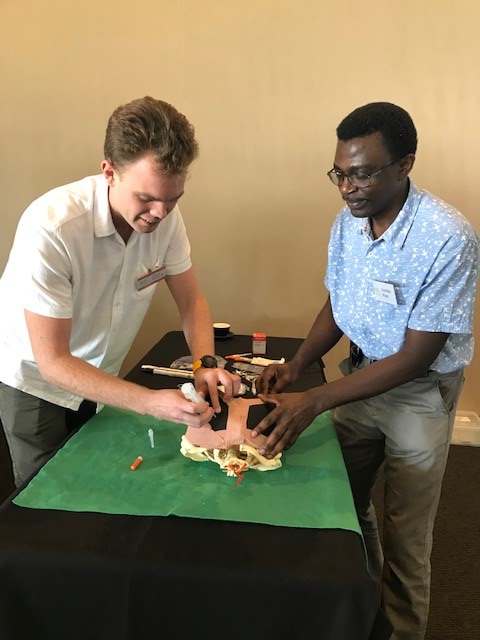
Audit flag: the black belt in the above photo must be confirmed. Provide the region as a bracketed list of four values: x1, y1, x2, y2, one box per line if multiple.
[349, 342, 437, 378]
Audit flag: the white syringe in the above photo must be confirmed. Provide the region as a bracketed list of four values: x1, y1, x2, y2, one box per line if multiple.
[180, 382, 204, 403]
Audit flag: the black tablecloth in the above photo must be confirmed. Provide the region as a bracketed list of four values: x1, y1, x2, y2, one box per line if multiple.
[0, 331, 392, 640]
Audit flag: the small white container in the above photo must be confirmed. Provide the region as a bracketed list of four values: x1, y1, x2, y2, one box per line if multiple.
[252, 332, 266, 355]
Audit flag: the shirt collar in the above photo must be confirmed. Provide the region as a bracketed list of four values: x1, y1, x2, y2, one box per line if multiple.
[357, 180, 422, 248]
[93, 175, 117, 238]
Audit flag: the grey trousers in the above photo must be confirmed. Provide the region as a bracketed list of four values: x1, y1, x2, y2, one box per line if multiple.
[333, 358, 464, 640]
[0, 382, 96, 487]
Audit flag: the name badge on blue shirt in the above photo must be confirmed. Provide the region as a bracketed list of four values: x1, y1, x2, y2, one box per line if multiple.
[372, 280, 397, 306]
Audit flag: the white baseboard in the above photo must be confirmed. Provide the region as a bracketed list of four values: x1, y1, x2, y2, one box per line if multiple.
[452, 410, 480, 447]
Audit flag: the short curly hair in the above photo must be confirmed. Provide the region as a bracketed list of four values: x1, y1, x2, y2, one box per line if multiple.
[104, 96, 199, 174]
[336, 102, 417, 160]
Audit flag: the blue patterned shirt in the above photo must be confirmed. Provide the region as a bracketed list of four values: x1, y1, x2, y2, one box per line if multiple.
[325, 181, 479, 373]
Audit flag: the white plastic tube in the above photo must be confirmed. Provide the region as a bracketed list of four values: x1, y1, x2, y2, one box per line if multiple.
[180, 382, 204, 403]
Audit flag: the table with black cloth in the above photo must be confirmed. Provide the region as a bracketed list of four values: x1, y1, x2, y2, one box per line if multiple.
[0, 331, 392, 640]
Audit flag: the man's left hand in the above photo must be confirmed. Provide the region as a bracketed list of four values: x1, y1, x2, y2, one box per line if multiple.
[194, 368, 241, 413]
[251, 390, 319, 458]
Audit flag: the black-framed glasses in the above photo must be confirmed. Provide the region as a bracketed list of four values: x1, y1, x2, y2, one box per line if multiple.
[327, 159, 396, 188]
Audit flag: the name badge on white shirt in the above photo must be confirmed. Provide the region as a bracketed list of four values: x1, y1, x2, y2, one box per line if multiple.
[372, 280, 398, 306]
[136, 265, 167, 291]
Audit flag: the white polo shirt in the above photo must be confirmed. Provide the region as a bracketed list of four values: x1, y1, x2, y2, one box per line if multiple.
[0, 175, 192, 409]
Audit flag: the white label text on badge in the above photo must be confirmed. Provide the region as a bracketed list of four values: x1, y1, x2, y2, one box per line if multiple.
[136, 265, 167, 291]
[372, 280, 398, 306]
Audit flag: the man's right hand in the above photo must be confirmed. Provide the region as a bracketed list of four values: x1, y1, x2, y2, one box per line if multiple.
[255, 361, 301, 395]
[146, 388, 214, 427]
[24, 311, 215, 428]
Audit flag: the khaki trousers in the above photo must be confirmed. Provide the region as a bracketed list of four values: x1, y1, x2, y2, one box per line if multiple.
[333, 358, 464, 640]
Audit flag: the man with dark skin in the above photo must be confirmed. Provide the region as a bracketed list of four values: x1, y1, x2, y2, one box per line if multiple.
[253, 103, 478, 640]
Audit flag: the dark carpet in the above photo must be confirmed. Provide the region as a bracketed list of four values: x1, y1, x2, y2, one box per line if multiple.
[0, 426, 478, 639]
[372, 445, 479, 640]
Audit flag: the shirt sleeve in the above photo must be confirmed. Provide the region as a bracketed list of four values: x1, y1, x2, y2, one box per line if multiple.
[408, 233, 479, 334]
[20, 220, 74, 319]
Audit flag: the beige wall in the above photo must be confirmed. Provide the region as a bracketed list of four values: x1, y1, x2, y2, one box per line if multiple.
[1, 0, 478, 410]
